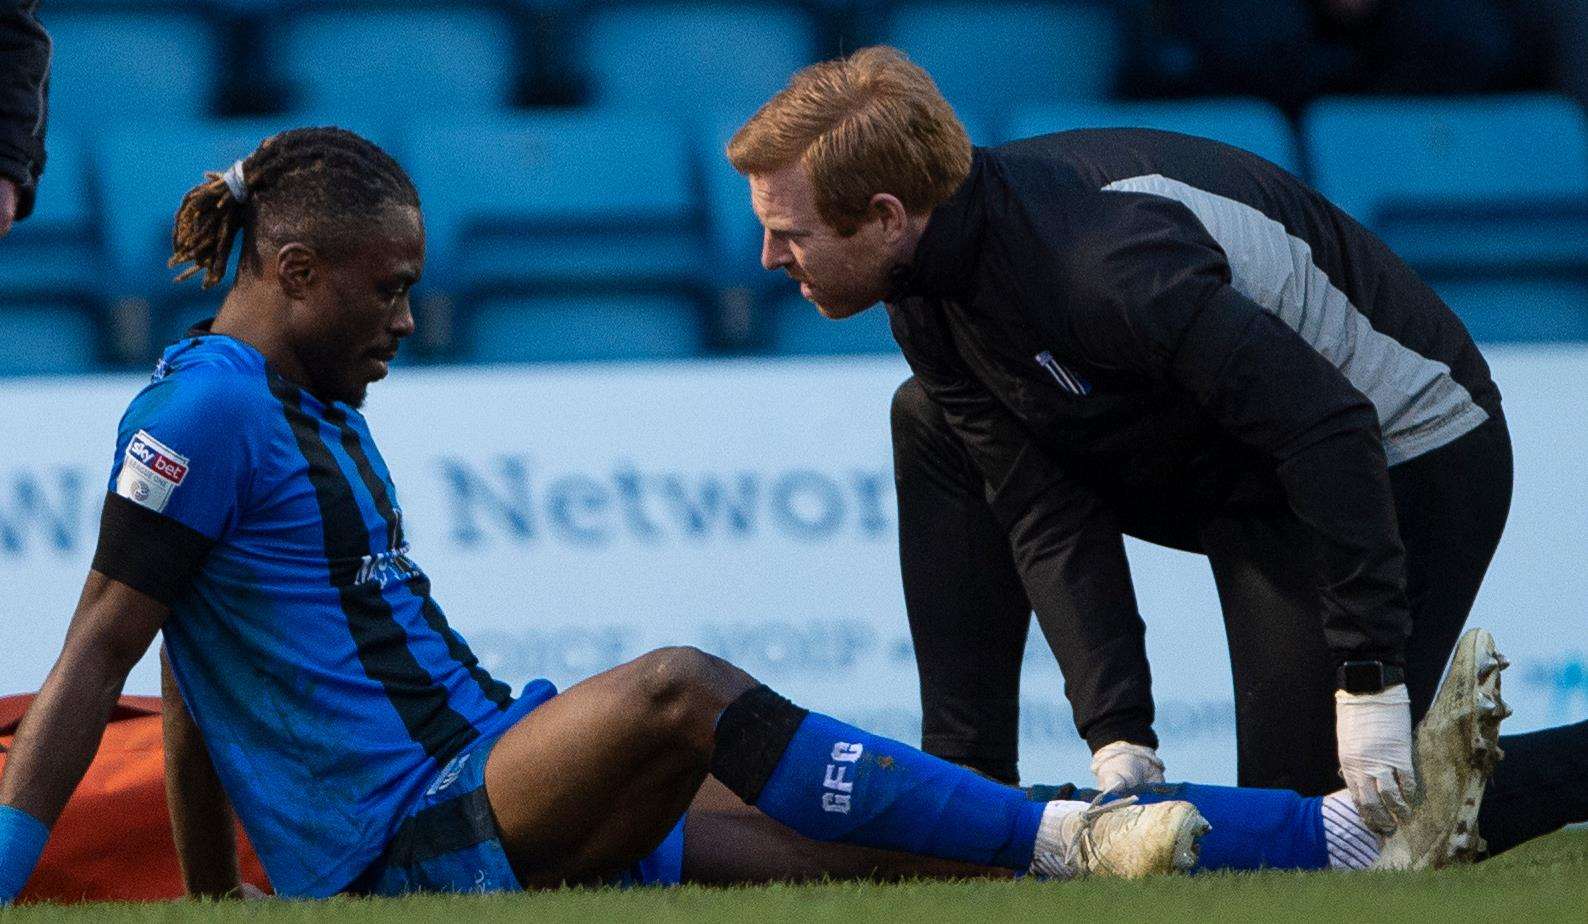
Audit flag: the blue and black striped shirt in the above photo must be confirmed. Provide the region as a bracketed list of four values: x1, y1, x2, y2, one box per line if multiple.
[95, 330, 551, 898]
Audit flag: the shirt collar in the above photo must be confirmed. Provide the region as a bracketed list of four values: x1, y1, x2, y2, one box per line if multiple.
[888, 147, 988, 302]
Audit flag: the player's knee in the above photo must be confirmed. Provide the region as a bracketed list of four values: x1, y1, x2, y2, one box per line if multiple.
[890, 375, 936, 437]
[631, 645, 732, 733]
[891, 376, 973, 479]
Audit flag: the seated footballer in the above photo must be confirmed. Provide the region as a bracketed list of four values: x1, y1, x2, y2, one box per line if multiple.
[0, 127, 1567, 903]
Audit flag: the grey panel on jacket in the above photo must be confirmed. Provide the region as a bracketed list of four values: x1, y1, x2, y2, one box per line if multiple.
[1102, 173, 1488, 465]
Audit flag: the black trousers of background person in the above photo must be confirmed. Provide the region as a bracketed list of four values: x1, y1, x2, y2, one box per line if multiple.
[890, 375, 1514, 794]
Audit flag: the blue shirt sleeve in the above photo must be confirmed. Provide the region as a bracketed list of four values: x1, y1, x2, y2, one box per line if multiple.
[106, 368, 258, 542]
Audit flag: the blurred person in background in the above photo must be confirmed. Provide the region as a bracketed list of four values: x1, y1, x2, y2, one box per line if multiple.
[1143, 0, 1588, 110]
[730, 46, 1516, 835]
[0, 0, 47, 238]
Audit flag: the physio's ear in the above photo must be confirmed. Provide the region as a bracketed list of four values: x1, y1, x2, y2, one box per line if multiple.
[868, 192, 911, 242]
[274, 242, 319, 300]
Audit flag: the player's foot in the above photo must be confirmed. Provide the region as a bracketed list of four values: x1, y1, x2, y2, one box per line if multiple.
[1029, 791, 1209, 879]
[1373, 627, 1510, 870]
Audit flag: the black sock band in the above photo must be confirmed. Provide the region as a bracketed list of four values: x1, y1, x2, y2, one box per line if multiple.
[709, 684, 809, 805]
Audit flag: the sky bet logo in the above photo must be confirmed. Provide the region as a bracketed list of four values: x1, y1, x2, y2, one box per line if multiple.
[128, 433, 189, 484]
[116, 431, 189, 515]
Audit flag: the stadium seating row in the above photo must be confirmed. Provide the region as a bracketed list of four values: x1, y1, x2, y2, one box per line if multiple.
[13, 89, 1588, 370]
[40, 0, 1125, 131]
[4, 91, 1588, 372]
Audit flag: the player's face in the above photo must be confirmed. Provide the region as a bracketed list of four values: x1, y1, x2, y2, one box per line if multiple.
[288, 205, 423, 408]
[750, 163, 895, 319]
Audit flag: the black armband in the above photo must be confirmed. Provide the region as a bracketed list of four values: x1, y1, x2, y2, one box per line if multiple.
[90, 492, 213, 605]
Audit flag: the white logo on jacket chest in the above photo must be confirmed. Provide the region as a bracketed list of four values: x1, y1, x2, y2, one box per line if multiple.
[355, 542, 419, 587]
[1035, 351, 1092, 396]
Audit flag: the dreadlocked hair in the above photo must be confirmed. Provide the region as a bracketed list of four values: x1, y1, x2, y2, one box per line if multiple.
[169, 126, 421, 289]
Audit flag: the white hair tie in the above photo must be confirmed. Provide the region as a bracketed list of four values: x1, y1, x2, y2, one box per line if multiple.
[221, 160, 248, 203]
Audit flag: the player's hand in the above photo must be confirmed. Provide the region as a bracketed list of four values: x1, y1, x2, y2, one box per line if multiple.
[1090, 740, 1166, 792]
[1335, 683, 1417, 836]
[0, 178, 17, 238]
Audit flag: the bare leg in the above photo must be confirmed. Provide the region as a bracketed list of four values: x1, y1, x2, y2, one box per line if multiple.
[483, 647, 1176, 888]
[681, 777, 1006, 884]
[482, 646, 756, 887]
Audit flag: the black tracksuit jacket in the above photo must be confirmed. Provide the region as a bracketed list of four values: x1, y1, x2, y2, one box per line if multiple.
[0, 0, 48, 220]
[887, 129, 1500, 742]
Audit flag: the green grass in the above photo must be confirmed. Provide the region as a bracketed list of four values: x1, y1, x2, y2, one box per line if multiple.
[9, 830, 1586, 923]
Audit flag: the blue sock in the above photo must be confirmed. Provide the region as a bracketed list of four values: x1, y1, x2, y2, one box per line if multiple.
[1120, 782, 1328, 871]
[712, 689, 1045, 870]
[0, 804, 49, 904]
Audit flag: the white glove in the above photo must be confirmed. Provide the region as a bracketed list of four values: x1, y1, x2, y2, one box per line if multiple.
[1090, 741, 1166, 791]
[1335, 683, 1417, 836]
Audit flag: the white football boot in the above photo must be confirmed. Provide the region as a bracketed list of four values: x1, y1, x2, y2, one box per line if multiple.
[1030, 790, 1209, 879]
[1373, 627, 1510, 870]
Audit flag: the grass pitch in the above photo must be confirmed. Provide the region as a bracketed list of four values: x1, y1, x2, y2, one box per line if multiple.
[9, 829, 1585, 923]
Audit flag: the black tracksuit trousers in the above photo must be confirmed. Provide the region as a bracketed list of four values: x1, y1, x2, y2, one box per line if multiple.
[892, 376, 1586, 854]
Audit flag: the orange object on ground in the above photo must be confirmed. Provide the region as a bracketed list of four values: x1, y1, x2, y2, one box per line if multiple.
[0, 693, 270, 903]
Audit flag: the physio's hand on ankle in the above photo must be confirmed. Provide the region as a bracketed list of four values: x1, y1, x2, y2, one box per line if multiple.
[1335, 684, 1416, 836]
[1090, 740, 1166, 792]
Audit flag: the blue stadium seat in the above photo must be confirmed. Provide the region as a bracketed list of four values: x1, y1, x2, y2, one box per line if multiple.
[98, 120, 400, 293]
[0, 127, 106, 369]
[404, 114, 706, 294]
[1303, 95, 1588, 249]
[1432, 277, 1588, 343]
[41, 4, 224, 130]
[572, 2, 817, 119]
[1372, 201, 1588, 269]
[405, 114, 710, 360]
[885, 1, 1122, 125]
[462, 291, 708, 363]
[1003, 98, 1300, 175]
[269, 2, 522, 121]
[0, 303, 99, 375]
[0, 131, 100, 301]
[766, 295, 897, 356]
[702, 117, 762, 288]
[1306, 95, 1588, 341]
[96, 119, 400, 360]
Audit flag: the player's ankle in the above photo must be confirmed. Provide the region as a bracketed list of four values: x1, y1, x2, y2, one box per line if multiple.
[1029, 799, 1093, 878]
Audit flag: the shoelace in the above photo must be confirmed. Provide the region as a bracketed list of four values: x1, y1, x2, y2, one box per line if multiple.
[1068, 788, 1141, 876]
